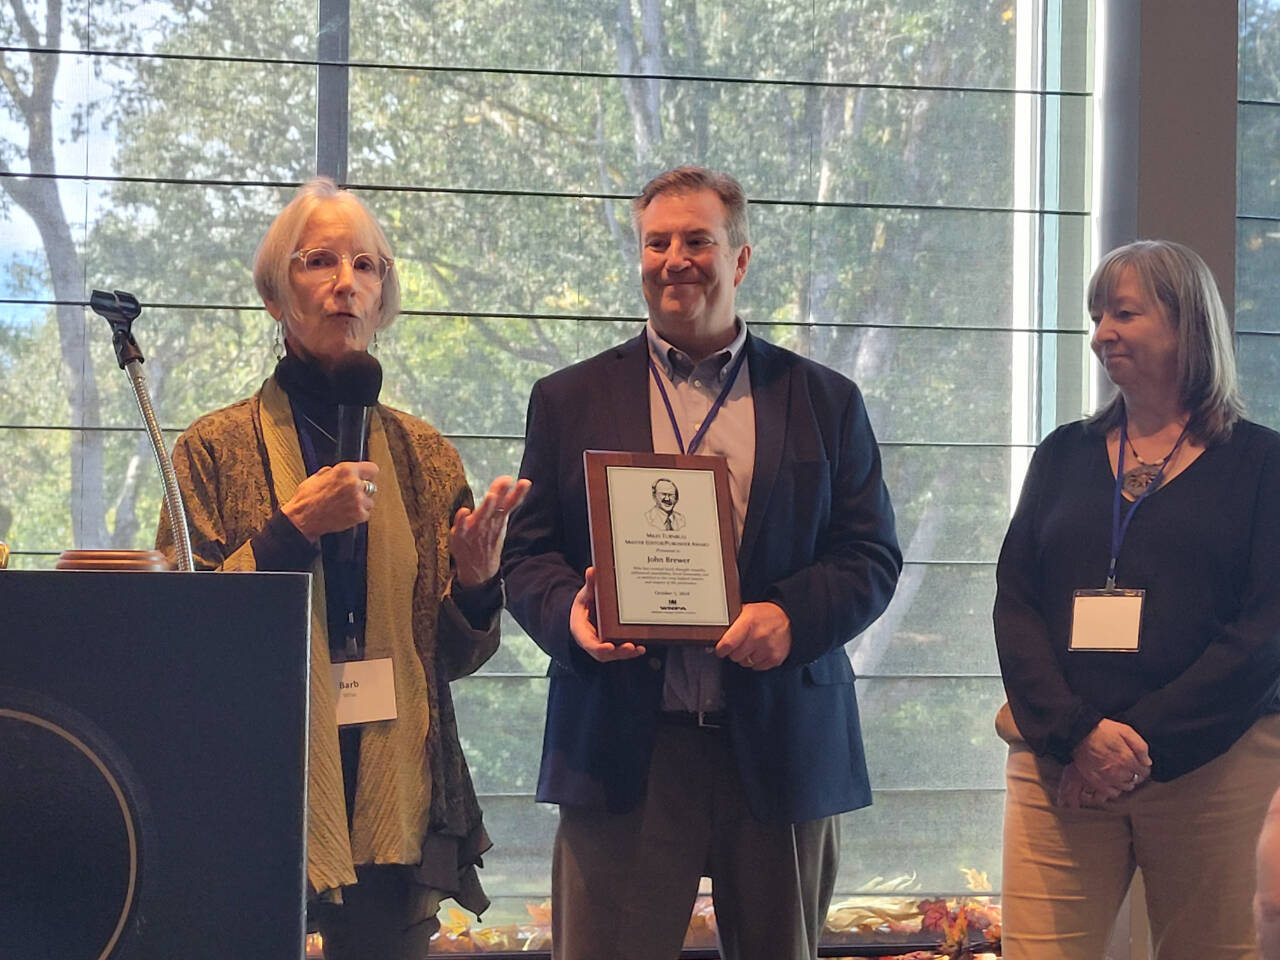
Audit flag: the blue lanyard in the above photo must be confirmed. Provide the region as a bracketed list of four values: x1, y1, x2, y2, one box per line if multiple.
[293, 402, 367, 659]
[647, 346, 747, 455]
[1107, 412, 1188, 588]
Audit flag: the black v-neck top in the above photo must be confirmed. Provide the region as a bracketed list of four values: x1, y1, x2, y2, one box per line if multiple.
[994, 418, 1280, 780]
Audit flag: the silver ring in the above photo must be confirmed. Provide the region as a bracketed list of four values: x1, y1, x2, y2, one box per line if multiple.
[495, 507, 507, 515]
[1130, 772, 1140, 784]
[363, 480, 377, 496]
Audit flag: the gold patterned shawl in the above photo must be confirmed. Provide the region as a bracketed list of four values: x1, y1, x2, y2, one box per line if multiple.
[158, 376, 497, 907]
[258, 376, 432, 893]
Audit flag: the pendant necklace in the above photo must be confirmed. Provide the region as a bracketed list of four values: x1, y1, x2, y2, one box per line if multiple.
[300, 411, 337, 444]
[1121, 429, 1187, 498]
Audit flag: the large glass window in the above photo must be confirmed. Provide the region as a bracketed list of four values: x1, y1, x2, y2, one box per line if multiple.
[1239, 0, 1280, 430]
[1, 0, 1096, 951]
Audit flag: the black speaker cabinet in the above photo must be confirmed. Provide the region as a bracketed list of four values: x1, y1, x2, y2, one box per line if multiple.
[0, 570, 311, 959]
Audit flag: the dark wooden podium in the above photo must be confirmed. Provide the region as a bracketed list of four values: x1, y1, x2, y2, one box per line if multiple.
[0, 570, 311, 960]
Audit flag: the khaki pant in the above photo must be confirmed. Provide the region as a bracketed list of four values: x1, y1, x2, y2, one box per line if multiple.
[1000, 711, 1280, 960]
[552, 722, 840, 960]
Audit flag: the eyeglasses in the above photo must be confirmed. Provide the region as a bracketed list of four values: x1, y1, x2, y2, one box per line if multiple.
[291, 248, 393, 284]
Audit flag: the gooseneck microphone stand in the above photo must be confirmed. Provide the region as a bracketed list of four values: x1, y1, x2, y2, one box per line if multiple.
[90, 290, 195, 572]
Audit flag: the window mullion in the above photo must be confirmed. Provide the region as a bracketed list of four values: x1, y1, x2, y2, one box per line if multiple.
[316, 0, 351, 182]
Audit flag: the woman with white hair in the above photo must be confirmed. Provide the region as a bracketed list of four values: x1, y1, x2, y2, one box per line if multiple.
[159, 178, 527, 958]
[994, 240, 1280, 958]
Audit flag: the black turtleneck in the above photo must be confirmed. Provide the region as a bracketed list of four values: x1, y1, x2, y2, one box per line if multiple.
[259, 351, 500, 822]
[274, 352, 370, 661]
[249, 353, 339, 574]
[254, 352, 501, 634]
[264, 352, 368, 820]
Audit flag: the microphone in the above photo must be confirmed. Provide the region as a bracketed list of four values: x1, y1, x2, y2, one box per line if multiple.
[330, 352, 383, 560]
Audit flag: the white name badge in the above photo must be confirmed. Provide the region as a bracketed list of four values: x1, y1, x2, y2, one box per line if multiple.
[1070, 589, 1145, 653]
[330, 657, 398, 726]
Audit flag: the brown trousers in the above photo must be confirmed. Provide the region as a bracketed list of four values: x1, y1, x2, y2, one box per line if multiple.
[1001, 712, 1280, 960]
[551, 722, 840, 960]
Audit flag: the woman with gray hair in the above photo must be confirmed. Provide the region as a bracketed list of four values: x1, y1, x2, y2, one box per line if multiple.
[158, 178, 527, 958]
[993, 240, 1280, 957]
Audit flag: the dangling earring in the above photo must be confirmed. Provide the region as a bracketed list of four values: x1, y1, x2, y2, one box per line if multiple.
[272, 322, 285, 360]
[371, 330, 379, 352]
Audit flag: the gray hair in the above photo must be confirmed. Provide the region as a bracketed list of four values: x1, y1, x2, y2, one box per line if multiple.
[631, 166, 750, 249]
[253, 177, 401, 332]
[1087, 239, 1242, 445]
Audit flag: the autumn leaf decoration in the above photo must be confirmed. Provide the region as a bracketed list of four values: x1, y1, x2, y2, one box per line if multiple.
[939, 904, 971, 960]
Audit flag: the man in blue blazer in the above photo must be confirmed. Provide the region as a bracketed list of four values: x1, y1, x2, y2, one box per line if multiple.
[502, 166, 901, 960]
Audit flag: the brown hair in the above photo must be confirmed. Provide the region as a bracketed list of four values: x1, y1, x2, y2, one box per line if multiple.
[1086, 239, 1242, 445]
[631, 166, 750, 248]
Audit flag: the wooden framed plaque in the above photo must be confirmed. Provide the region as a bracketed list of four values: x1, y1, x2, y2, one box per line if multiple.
[584, 450, 742, 645]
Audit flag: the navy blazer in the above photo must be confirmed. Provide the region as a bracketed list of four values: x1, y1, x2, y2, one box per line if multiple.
[501, 332, 902, 824]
